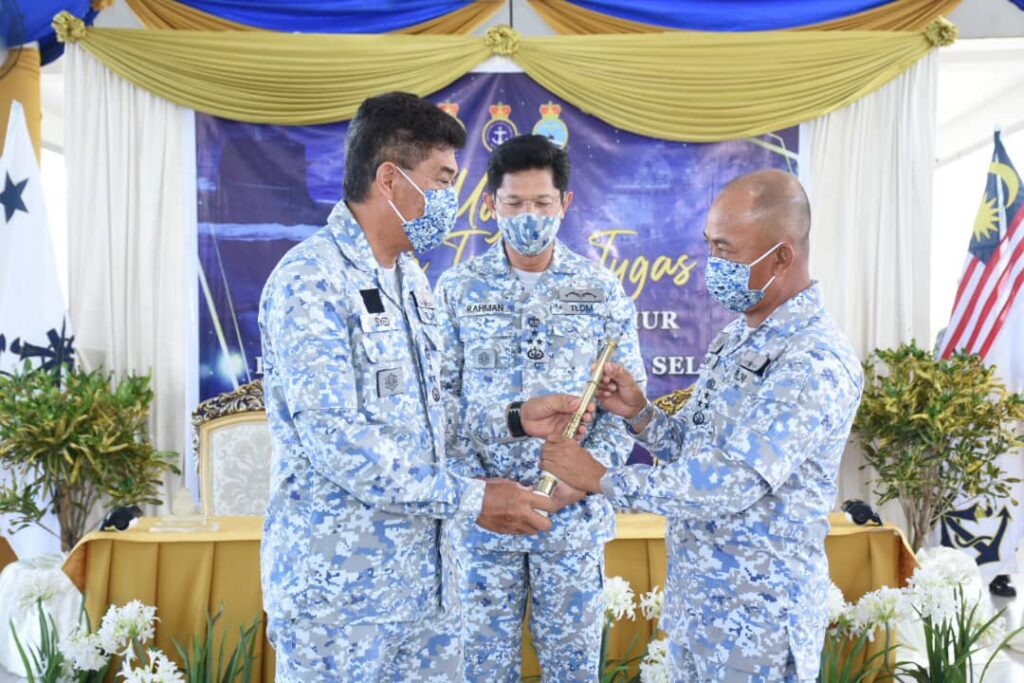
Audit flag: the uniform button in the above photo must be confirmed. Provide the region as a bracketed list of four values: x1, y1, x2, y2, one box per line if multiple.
[693, 412, 706, 425]
[706, 378, 716, 390]
[528, 316, 541, 328]
[432, 387, 441, 402]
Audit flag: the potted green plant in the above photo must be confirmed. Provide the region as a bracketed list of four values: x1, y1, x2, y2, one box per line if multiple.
[0, 361, 178, 551]
[853, 341, 1024, 552]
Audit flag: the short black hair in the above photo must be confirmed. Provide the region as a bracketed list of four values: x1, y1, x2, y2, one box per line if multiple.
[343, 92, 466, 203]
[486, 134, 570, 196]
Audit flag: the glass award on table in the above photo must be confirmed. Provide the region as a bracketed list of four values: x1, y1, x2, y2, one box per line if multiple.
[150, 485, 220, 533]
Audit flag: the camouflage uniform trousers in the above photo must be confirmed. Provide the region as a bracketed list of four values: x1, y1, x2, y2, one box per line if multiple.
[669, 640, 816, 683]
[273, 606, 463, 683]
[460, 547, 605, 682]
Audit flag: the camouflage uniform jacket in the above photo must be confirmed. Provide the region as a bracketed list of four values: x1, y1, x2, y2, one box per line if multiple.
[600, 284, 863, 680]
[435, 239, 646, 551]
[258, 201, 485, 635]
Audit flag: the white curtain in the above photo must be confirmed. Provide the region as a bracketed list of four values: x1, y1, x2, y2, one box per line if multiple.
[801, 52, 938, 518]
[64, 45, 192, 514]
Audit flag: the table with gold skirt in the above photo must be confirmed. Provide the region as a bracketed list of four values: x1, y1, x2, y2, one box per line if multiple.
[63, 512, 915, 681]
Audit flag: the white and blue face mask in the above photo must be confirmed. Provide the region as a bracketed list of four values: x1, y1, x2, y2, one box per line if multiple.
[388, 166, 459, 254]
[498, 212, 562, 256]
[704, 242, 783, 313]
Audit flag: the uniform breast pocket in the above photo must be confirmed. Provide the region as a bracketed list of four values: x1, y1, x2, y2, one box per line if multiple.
[356, 329, 414, 419]
[703, 375, 759, 438]
[461, 316, 516, 385]
[550, 316, 604, 372]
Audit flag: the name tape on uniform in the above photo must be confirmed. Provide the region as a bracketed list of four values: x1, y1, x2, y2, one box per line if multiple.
[359, 312, 399, 334]
[460, 302, 515, 317]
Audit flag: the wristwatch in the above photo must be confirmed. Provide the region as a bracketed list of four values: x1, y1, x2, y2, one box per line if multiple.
[624, 400, 654, 434]
[506, 400, 527, 438]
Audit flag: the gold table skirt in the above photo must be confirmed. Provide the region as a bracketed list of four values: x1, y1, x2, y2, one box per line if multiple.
[63, 512, 914, 681]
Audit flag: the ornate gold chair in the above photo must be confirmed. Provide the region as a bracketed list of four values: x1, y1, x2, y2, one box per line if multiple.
[191, 380, 271, 517]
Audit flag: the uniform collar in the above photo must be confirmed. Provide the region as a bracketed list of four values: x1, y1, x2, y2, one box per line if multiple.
[326, 199, 378, 274]
[476, 238, 577, 277]
[759, 282, 825, 337]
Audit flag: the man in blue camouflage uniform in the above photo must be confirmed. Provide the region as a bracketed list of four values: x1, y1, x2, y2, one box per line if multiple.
[540, 170, 864, 682]
[435, 135, 646, 682]
[258, 94, 584, 682]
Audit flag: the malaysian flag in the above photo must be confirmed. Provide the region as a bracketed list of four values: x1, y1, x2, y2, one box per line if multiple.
[937, 131, 1024, 582]
[939, 131, 1024, 363]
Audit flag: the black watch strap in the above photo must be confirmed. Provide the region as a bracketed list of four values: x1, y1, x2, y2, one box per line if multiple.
[506, 400, 527, 438]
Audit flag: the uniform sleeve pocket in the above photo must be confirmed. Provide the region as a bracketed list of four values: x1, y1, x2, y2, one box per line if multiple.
[284, 360, 350, 415]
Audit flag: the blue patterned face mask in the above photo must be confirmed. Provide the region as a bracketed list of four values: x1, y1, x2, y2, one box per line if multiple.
[498, 212, 562, 256]
[388, 166, 459, 254]
[704, 242, 783, 313]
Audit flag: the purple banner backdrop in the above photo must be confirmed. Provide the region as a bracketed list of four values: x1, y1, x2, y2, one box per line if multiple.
[196, 72, 798, 404]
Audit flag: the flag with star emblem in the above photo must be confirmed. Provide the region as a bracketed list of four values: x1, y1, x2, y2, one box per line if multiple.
[0, 101, 72, 558]
[937, 131, 1024, 582]
[939, 131, 1024, 369]
[0, 101, 73, 377]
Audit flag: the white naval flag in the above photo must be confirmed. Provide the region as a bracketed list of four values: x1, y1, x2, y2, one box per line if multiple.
[0, 101, 72, 559]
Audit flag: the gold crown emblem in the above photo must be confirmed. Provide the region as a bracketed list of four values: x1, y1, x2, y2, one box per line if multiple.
[539, 102, 562, 118]
[489, 103, 513, 120]
[439, 101, 460, 118]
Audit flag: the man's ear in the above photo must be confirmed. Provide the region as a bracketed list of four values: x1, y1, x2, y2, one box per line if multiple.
[484, 192, 496, 213]
[376, 162, 399, 200]
[561, 191, 574, 214]
[774, 242, 794, 275]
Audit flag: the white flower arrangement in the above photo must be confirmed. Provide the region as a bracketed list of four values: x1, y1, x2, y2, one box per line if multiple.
[905, 546, 987, 627]
[15, 599, 165, 682]
[602, 575, 636, 622]
[821, 547, 1024, 682]
[118, 648, 185, 683]
[98, 599, 159, 656]
[600, 576, 664, 680]
[826, 582, 847, 624]
[58, 627, 108, 672]
[851, 586, 912, 639]
[638, 636, 671, 683]
[12, 599, 259, 683]
[639, 585, 663, 622]
[15, 570, 68, 612]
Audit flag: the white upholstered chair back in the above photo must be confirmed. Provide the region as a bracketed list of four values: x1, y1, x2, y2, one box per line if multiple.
[192, 381, 271, 517]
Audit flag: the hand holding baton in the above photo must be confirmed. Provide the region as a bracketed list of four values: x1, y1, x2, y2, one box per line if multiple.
[532, 338, 618, 516]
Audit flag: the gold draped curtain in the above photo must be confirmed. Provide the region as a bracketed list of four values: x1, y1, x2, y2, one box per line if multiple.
[528, 0, 963, 34]
[51, 13, 956, 142]
[125, 0, 503, 34]
[0, 48, 42, 159]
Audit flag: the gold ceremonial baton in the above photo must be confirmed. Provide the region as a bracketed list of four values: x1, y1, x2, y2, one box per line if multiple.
[533, 338, 619, 516]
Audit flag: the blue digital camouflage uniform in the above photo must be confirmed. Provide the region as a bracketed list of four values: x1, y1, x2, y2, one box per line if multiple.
[599, 284, 863, 683]
[435, 239, 646, 682]
[258, 201, 486, 682]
